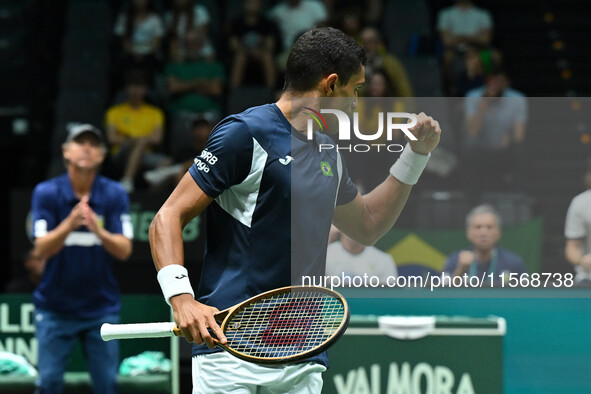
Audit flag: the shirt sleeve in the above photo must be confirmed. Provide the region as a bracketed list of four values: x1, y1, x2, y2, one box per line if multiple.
[105, 187, 133, 239]
[480, 10, 493, 29]
[152, 15, 165, 37]
[442, 252, 459, 275]
[565, 196, 586, 239]
[335, 155, 359, 206]
[31, 184, 57, 239]
[514, 96, 528, 123]
[189, 117, 253, 198]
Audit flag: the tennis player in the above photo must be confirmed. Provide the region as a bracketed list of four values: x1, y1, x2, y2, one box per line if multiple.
[149, 27, 441, 393]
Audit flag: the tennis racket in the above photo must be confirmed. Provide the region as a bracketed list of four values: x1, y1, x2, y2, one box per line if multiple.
[100, 285, 349, 364]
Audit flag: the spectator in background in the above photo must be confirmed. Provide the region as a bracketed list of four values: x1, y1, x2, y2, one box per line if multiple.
[267, 0, 327, 70]
[437, 0, 494, 96]
[30, 124, 133, 393]
[106, 70, 170, 193]
[164, 0, 215, 62]
[324, 0, 384, 29]
[443, 204, 526, 281]
[228, 0, 280, 91]
[143, 114, 214, 190]
[564, 157, 591, 286]
[455, 44, 503, 97]
[4, 249, 46, 293]
[360, 27, 414, 98]
[332, 5, 364, 44]
[113, 0, 165, 88]
[347, 69, 407, 191]
[326, 225, 397, 285]
[164, 27, 225, 121]
[463, 67, 527, 198]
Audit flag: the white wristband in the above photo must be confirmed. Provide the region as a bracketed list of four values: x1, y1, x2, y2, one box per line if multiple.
[157, 265, 195, 306]
[389, 143, 431, 185]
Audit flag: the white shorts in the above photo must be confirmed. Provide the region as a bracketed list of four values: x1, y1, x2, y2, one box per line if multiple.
[192, 352, 326, 394]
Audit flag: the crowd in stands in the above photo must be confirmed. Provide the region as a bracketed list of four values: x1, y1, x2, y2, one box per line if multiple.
[6, 0, 589, 292]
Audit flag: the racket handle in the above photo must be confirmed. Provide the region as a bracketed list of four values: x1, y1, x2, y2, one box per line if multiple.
[100, 322, 182, 341]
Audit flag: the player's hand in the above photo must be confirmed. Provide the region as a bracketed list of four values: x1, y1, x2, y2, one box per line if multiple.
[579, 254, 591, 272]
[66, 195, 90, 230]
[170, 294, 227, 348]
[80, 199, 101, 234]
[406, 112, 441, 155]
[457, 251, 476, 271]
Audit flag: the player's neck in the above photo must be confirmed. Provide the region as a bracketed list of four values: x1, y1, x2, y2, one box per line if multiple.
[68, 167, 96, 198]
[276, 92, 322, 133]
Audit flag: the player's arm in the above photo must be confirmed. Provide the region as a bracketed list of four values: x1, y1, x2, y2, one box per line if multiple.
[149, 172, 227, 348]
[34, 195, 88, 258]
[333, 113, 440, 245]
[565, 239, 591, 269]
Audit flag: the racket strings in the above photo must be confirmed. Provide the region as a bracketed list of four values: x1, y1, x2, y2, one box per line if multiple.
[223, 290, 345, 359]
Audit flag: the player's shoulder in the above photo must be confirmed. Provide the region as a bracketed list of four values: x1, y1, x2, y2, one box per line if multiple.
[570, 189, 591, 207]
[33, 174, 67, 197]
[107, 102, 128, 114]
[503, 88, 526, 99]
[465, 86, 485, 98]
[497, 247, 524, 263]
[95, 175, 129, 200]
[215, 104, 280, 139]
[141, 103, 164, 116]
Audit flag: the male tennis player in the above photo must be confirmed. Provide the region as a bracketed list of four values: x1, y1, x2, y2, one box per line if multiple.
[149, 27, 441, 393]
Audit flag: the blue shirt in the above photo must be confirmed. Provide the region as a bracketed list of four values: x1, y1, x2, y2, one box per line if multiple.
[31, 174, 133, 318]
[189, 104, 358, 364]
[442, 247, 526, 279]
[464, 87, 528, 150]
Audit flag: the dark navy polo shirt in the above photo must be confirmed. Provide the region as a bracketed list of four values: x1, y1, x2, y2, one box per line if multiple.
[189, 104, 358, 365]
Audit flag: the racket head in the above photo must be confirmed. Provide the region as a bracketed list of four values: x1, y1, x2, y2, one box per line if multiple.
[217, 285, 349, 364]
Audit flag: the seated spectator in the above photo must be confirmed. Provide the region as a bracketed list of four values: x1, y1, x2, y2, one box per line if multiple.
[228, 0, 280, 91]
[564, 157, 591, 286]
[442, 204, 526, 282]
[332, 5, 364, 45]
[143, 114, 214, 190]
[164, 27, 225, 121]
[360, 27, 413, 98]
[463, 67, 528, 198]
[267, 0, 327, 70]
[164, 0, 215, 62]
[326, 226, 397, 285]
[113, 0, 165, 88]
[4, 249, 46, 293]
[436, 0, 494, 96]
[105, 70, 170, 193]
[455, 44, 503, 97]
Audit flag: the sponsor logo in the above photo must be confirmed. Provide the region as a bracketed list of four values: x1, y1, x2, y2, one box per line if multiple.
[175, 275, 187, 279]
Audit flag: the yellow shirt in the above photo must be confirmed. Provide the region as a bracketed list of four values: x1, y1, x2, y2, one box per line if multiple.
[106, 103, 164, 139]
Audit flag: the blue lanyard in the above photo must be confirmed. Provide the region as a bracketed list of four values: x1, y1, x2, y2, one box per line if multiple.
[469, 248, 498, 277]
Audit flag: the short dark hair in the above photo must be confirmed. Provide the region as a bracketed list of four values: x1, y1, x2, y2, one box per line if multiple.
[285, 27, 367, 93]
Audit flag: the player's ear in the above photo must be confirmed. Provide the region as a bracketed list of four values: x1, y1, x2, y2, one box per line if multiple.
[324, 73, 338, 96]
